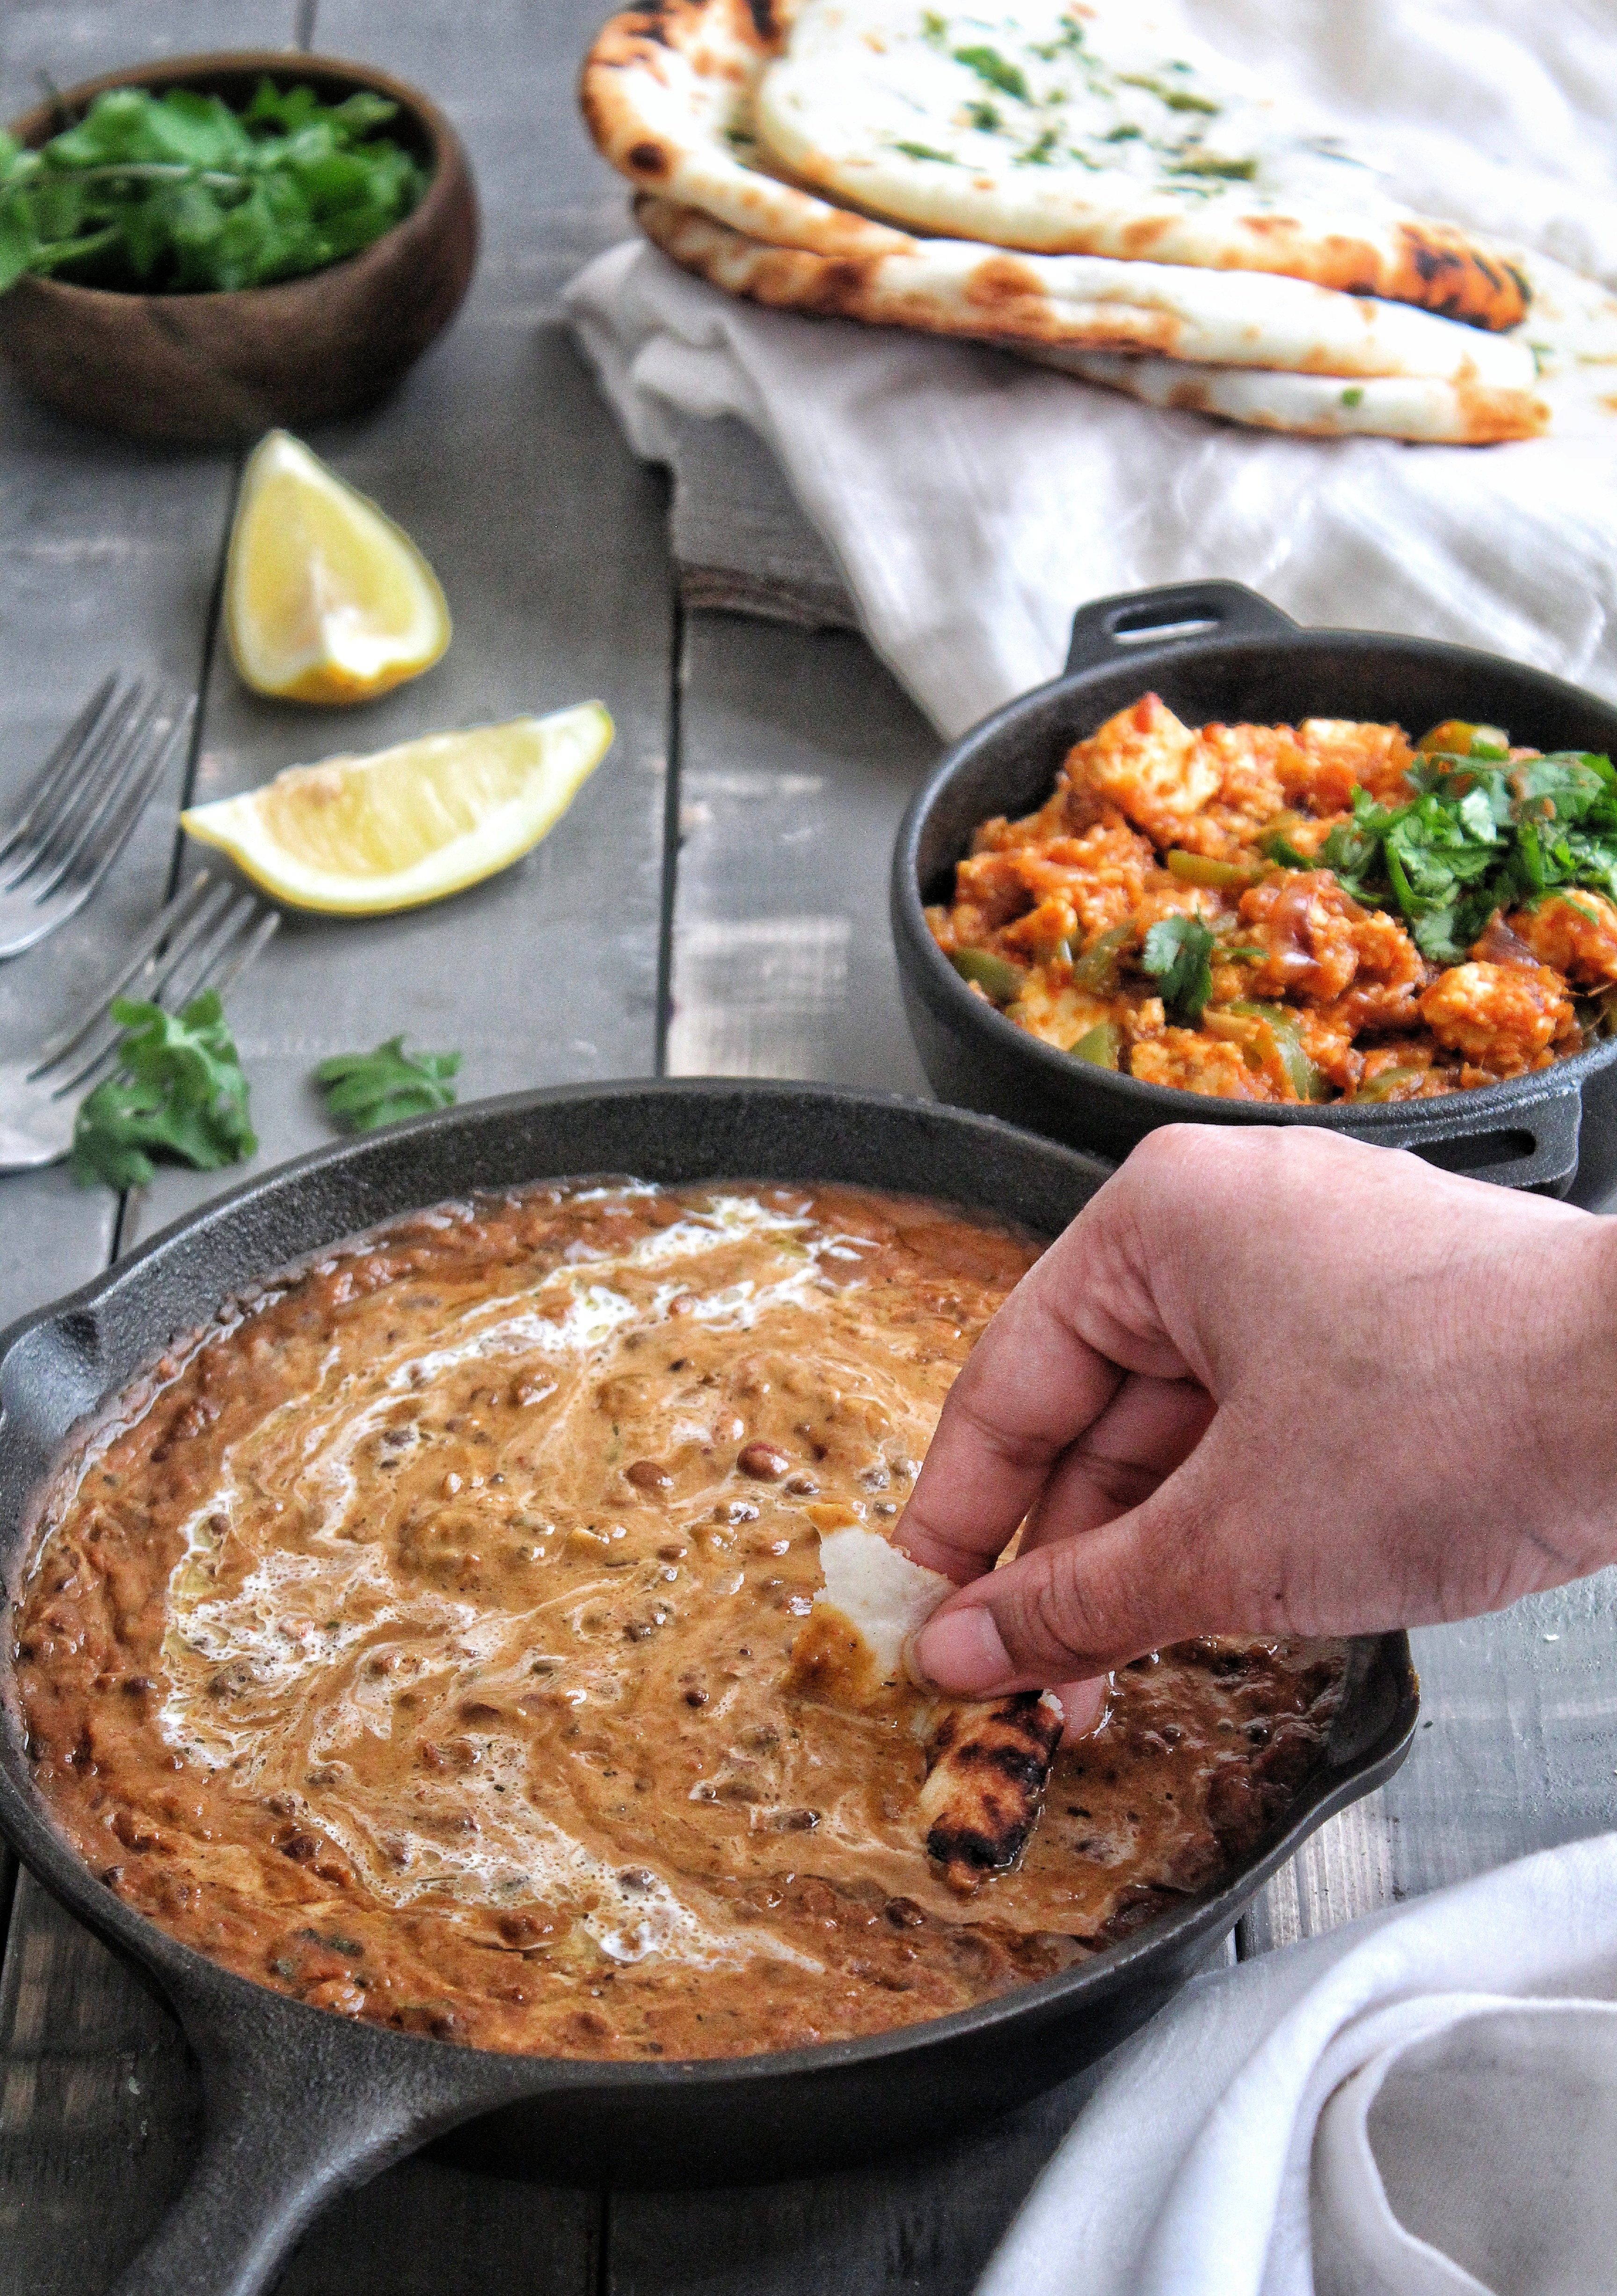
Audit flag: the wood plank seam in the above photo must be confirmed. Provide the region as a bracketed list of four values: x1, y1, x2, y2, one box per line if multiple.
[106, 451, 242, 1267]
[654, 592, 688, 1077]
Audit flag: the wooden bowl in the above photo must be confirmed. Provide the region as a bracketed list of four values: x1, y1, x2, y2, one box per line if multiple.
[0, 52, 479, 443]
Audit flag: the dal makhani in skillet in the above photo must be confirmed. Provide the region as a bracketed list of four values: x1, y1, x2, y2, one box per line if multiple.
[18, 1183, 1344, 2060]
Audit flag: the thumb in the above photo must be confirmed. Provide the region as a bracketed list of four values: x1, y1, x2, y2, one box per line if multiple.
[910, 1470, 1227, 1695]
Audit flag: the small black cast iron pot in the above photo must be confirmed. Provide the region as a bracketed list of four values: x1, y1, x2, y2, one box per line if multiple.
[893, 581, 1617, 1202]
[0, 1082, 1417, 2296]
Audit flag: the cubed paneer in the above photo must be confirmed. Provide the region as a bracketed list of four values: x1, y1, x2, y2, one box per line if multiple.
[1507, 892, 1617, 987]
[1064, 695, 1220, 847]
[1129, 1030, 1275, 1100]
[1418, 961, 1574, 1073]
[1279, 720, 1415, 814]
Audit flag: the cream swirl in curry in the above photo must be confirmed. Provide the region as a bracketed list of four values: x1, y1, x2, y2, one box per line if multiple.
[18, 1183, 1344, 2059]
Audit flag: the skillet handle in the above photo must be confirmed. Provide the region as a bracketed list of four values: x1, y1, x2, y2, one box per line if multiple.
[1394, 1073, 1583, 1197]
[105, 1983, 521, 2296]
[1064, 580, 1297, 676]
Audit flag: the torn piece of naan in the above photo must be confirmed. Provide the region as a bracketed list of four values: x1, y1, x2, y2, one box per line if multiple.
[791, 1521, 954, 1699]
[792, 1526, 1066, 1894]
[918, 1689, 1066, 1895]
[634, 195, 1539, 396]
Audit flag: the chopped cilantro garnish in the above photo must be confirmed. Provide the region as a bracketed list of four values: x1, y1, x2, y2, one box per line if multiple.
[894, 140, 960, 164]
[964, 99, 1002, 132]
[1340, 385, 1364, 408]
[1029, 21, 1085, 60]
[1119, 72, 1220, 114]
[1017, 126, 1060, 166]
[1140, 916, 1217, 1024]
[1320, 733, 1617, 965]
[1169, 151, 1258, 179]
[953, 45, 1030, 100]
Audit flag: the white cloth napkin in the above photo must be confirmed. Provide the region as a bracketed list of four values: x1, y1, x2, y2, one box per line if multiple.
[563, 0, 1617, 741]
[974, 1832, 1617, 2296]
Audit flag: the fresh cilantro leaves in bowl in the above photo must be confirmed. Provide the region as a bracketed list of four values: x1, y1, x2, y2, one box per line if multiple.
[0, 80, 426, 297]
[0, 51, 477, 441]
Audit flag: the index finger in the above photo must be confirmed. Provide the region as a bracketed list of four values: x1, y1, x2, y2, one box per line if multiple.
[896, 1252, 1122, 1582]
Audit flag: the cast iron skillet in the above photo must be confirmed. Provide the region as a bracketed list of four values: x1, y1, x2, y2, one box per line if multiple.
[0, 1081, 1418, 2296]
[892, 580, 1617, 1203]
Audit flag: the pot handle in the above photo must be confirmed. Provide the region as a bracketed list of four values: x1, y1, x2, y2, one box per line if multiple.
[1398, 1076, 1583, 1196]
[106, 1982, 525, 2296]
[1064, 580, 1297, 677]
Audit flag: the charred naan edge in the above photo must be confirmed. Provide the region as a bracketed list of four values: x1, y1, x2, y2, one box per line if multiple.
[790, 1524, 953, 1701]
[918, 1690, 1066, 1896]
[1022, 345, 1549, 445]
[756, 0, 1528, 331]
[789, 1530, 1065, 1894]
[635, 197, 1536, 388]
[581, 0, 917, 259]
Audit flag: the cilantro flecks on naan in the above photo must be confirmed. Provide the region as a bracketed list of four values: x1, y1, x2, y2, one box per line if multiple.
[753, 0, 1526, 325]
[581, 0, 1551, 441]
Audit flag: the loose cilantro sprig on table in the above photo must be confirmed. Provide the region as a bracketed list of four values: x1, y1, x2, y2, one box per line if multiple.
[0, 79, 425, 296]
[1319, 725, 1617, 966]
[70, 991, 256, 1191]
[314, 1036, 460, 1133]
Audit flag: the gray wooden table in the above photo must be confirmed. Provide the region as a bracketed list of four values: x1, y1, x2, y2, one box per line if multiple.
[0, 3, 1613, 2289]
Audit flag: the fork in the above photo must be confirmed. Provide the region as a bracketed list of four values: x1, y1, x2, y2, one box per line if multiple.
[0, 677, 197, 959]
[0, 873, 279, 1172]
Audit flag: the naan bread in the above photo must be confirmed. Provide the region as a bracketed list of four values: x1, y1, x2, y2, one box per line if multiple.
[918, 1689, 1066, 1894]
[581, 0, 1528, 329]
[1024, 347, 1549, 445]
[794, 1526, 1067, 1893]
[755, 0, 1528, 328]
[636, 196, 1538, 389]
[582, 0, 915, 260]
[804, 1523, 953, 1686]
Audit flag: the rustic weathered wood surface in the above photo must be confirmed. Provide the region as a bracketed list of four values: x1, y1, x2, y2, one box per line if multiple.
[0, 1, 1613, 2289]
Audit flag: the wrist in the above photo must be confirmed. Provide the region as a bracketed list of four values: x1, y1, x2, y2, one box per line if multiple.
[1538, 1212, 1617, 1578]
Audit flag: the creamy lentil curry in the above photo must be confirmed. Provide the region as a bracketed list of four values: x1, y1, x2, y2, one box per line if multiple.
[18, 1181, 1345, 2060]
[928, 697, 1617, 1101]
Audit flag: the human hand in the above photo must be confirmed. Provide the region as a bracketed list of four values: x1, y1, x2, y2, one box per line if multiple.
[902, 1126, 1617, 1725]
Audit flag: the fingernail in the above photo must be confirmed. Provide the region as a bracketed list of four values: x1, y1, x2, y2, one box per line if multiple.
[912, 1606, 1012, 1695]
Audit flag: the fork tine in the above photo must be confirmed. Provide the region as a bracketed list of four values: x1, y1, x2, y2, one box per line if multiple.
[42, 887, 275, 1101]
[0, 674, 120, 867]
[202, 902, 279, 1004]
[8, 684, 174, 899]
[26, 872, 222, 1079]
[0, 678, 146, 891]
[40, 882, 248, 1095]
[152, 891, 264, 1015]
[53, 695, 194, 899]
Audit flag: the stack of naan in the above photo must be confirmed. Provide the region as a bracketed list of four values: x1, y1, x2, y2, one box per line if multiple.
[580, 0, 1552, 444]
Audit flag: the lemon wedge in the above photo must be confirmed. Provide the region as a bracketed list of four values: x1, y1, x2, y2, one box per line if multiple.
[180, 705, 615, 914]
[225, 430, 451, 703]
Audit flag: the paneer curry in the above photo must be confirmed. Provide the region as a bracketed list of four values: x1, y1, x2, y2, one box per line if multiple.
[927, 697, 1617, 1101]
[18, 1180, 1345, 2060]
